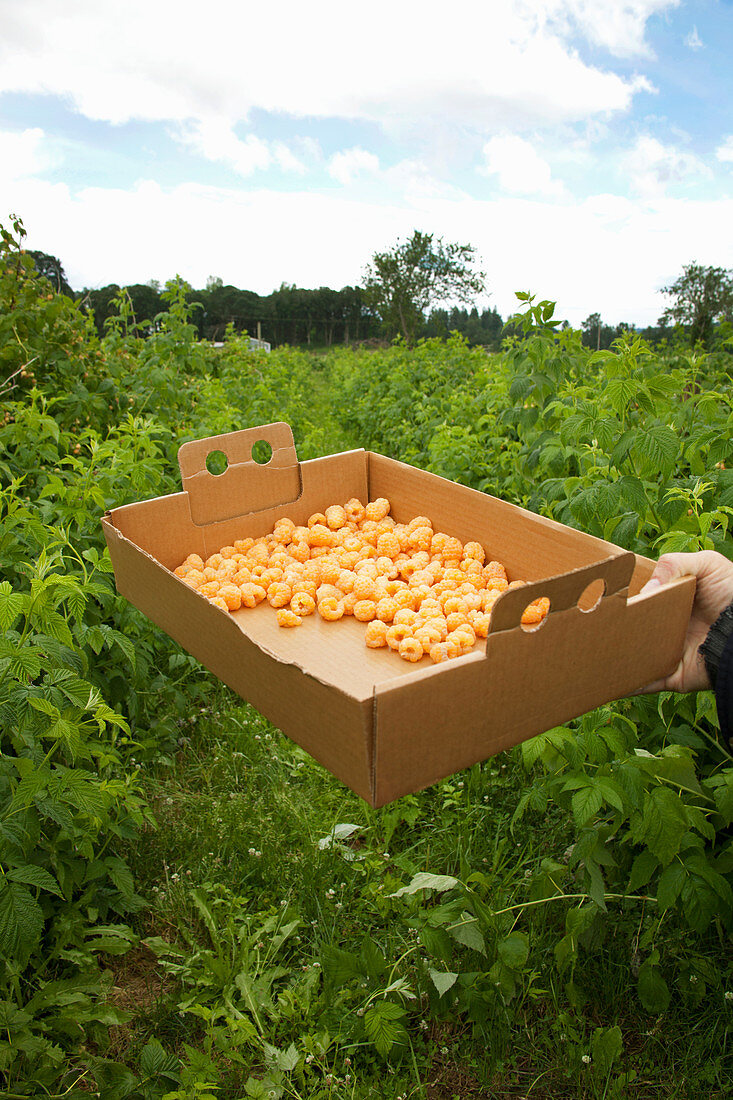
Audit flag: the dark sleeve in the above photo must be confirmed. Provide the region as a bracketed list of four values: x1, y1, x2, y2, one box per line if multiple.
[715, 629, 733, 747]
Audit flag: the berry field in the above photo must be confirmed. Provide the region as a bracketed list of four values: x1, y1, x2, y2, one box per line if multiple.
[1, 220, 732, 1099]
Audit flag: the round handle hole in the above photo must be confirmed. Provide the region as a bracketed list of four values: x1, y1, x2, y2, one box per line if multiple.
[251, 439, 273, 465]
[520, 596, 550, 633]
[205, 450, 228, 476]
[578, 578, 606, 612]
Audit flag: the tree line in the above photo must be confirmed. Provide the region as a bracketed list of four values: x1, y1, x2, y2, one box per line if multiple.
[25, 235, 733, 351]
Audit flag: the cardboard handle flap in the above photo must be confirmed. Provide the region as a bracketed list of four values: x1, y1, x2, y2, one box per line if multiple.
[178, 423, 302, 525]
[487, 552, 635, 635]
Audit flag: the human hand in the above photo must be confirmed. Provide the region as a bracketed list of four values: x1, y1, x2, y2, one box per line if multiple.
[638, 550, 733, 693]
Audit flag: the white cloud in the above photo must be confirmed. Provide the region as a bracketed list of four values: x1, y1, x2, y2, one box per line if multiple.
[622, 135, 709, 197]
[480, 135, 564, 197]
[0, 0, 661, 136]
[716, 136, 733, 164]
[685, 25, 703, 50]
[173, 119, 304, 176]
[547, 0, 679, 58]
[0, 127, 54, 184]
[328, 148, 380, 186]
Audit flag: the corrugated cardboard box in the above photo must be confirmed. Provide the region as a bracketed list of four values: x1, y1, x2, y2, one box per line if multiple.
[102, 422, 695, 807]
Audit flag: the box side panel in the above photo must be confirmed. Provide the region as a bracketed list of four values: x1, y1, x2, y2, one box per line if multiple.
[368, 452, 621, 581]
[372, 577, 695, 806]
[102, 518, 375, 802]
[108, 493, 199, 571]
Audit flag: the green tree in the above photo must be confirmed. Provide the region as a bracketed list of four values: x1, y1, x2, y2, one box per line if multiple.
[26, 249, 74, 298]
[363, 230, 485, 342]
[659, 262, 733, 347]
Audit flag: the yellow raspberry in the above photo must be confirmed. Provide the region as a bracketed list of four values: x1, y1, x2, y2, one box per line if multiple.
[446, 610, 469, 632]
[442, 536, 463, 561]
[319, 557, 341, 585]
[290, 592, 316, 616]
[277, 608, 302, 627]
[365, 498, 390, 522]
[198, 580, 221, 599]
[240, 583, 266, 608]
[325, 505, 347, 530]
[414, 623, 442, 654]
[429, 641, 451, 664]
[289, 540, 310, 563]
[183, 569, 206, 589]
[407, 525, 433, 553]
[393, 608, 418, 628]
[482, 590, 501, 613]
[308, 512, 328, 527]
[183, 553, 205, 570]
[353, 575, 376, 601]
[375, 597, 398, 623]
[210, 596, 229, 612]
[318, 597, 344, 621]
[234, 538, 254, 554]
[376, 531, 400, 558]
[344, 498, 366, 524]
[386, 623, 411, 650]
[365, 620, 388, 648]
[219, 584, 243, 611]
[267, 582, 292, 608]
[174, 564, 193, 578]
[398, 636, 424, 662]
[220, 545, 238, 559]
[468, 610, 491, 638]
[354, 600, 377, 622]
[521, 597, 550, 625]
[462, 541, 486, 565]
[205, 553, 223, 570]
[341, 592, 358, 616]
[308, 524, 335, 548]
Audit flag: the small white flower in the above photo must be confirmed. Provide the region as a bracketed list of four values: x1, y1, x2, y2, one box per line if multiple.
[582, 1054, 592, 1064]
[725, 990, 733, 1001]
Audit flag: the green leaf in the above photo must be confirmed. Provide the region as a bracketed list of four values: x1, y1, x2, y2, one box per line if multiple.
[0, 582, 26, 632]
[139, 1036, 179, 1081]
[498, 931, 529, 969]
[0, 882, 44, 967]
[634, 425, 679, 480]
[628, 850, 659, 893]
[7, 864, 63, 898]
[389, 872, 458, 897]
[591, 1025, 623, 1075]
[447, 914, 486, 954]
[571, 784, 603, 827]
[635, 786, 688, 864]
[428, 968, 458, 997]
[656, 862, 685, 910]
[637, 962, 670, 1014]
[363, 1000, 406, 1057]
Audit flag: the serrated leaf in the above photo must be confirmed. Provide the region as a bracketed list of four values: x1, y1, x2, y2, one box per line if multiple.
[572, 784, 603, 827]
[0, 582, 26, 632]
[139, 1036, 179, 1080]
[7, 864, 63, 898]
[363, 1001, 406, 1057]
[634, 425, 679, 480]
[0, 883, 44, 967]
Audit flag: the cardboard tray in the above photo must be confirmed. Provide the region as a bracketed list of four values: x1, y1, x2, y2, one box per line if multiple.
[102, 422, 695, 807]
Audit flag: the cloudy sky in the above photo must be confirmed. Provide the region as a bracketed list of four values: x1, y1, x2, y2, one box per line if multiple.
[1, 0, 732, 325]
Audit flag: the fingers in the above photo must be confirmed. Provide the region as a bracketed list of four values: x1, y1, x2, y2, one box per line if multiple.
[638, 550, 725, 597]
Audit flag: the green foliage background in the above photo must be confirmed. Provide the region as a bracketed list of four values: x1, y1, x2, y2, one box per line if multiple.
[1, 218, 732, 1098]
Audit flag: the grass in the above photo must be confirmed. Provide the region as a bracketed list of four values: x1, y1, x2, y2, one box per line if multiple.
[96, 682, 733, 1099]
